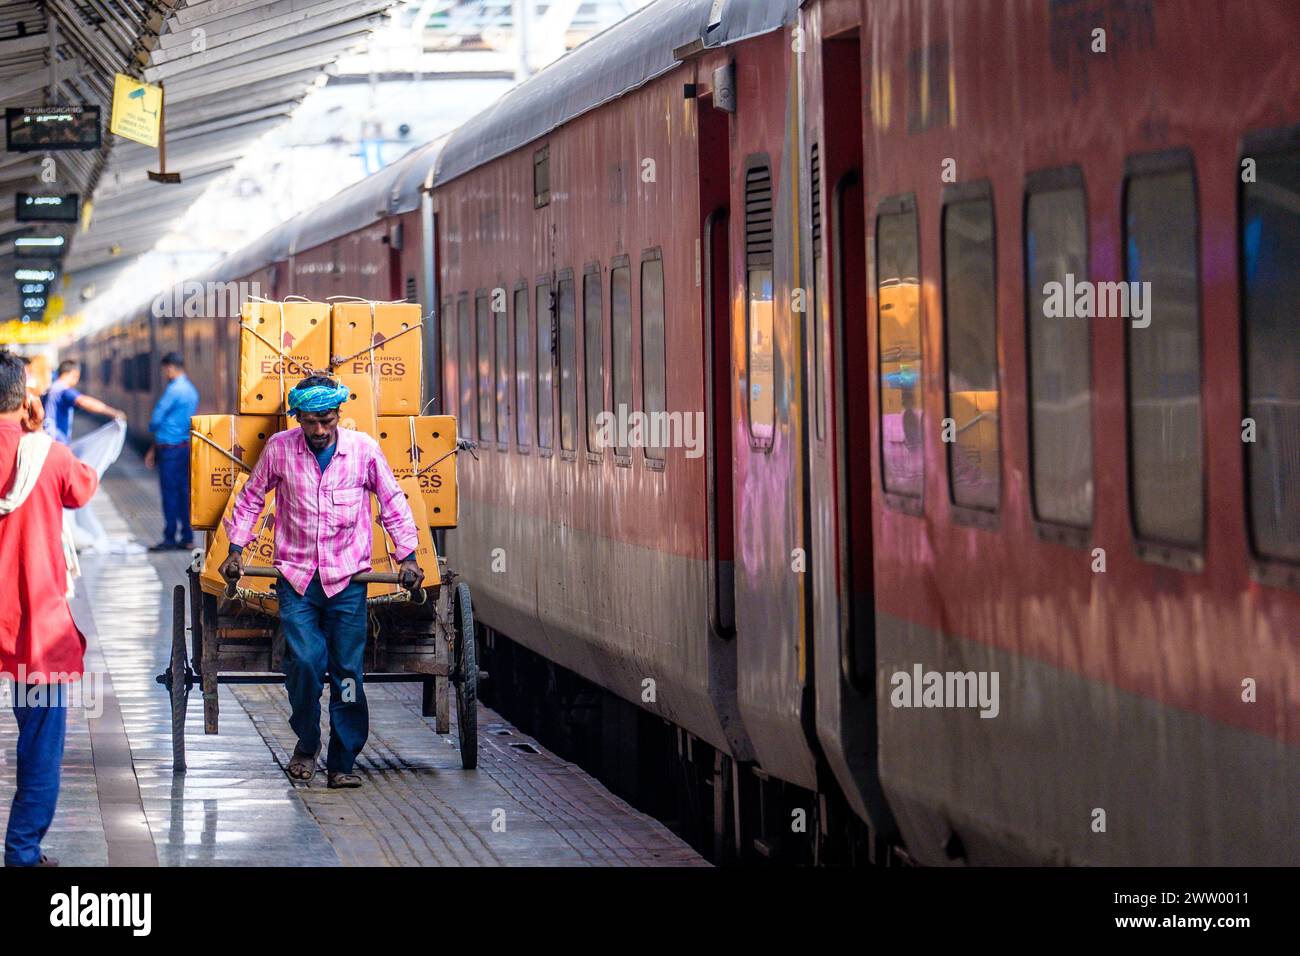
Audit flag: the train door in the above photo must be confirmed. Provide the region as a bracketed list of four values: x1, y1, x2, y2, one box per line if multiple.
[809, 25, 896, 851]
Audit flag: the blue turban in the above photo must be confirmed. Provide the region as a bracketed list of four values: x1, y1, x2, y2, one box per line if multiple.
[287, 380, 351, 416]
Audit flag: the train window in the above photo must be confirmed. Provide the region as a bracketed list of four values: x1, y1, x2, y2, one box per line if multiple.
[1025, 173, 1092, 528]
[100, 358, 112, 387]
[745, 160, 775, 446]
[811, 143, 826, 441]
[877, 198, 923, 498]
[583, 266, 604, 454]
[534, 146, 550, 208]
[1241, 142, 1300, 563]
[641, 251, 667, 461]
[495, 292, 510, 445]
[457, 296, 474, 431]
[515, 286, 531, 449]
[536, 280, 554, 450]
[557, 272, 577, 452]
[611, 259, 632, 457]
[1124, 159, 1202, 548]
[475, 292, 494, 442]
[942, 187, 1000, 512]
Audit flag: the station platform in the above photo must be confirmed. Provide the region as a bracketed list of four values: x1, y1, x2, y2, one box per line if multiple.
[0, 441, 704, 867]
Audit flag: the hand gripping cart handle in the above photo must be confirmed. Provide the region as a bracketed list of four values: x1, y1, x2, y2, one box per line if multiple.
[224, 566, 420, 605]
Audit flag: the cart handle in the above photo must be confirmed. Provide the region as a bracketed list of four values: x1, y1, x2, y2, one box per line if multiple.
[224, 567, 406, 599]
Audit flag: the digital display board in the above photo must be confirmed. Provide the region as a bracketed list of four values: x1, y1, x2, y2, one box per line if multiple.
[5, 106, 101, 152]
[16, 192, 80, 223]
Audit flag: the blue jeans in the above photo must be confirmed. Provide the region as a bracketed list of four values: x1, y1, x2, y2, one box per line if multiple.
[277, 575, 369, 774]
[4, 684, 67, 867]
[157, 442, 192, 545]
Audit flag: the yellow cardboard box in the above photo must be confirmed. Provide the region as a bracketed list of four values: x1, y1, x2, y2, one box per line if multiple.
[396, 476, 441, 587]
[367, 497, 403, 599]
[239, 300, 330, 413]
[334, 370, 378, 437]
[199, 472, 279, 612]
[371, 480, 440, 590]
[331, 301, 423, 416]
[189, 414, 277, 529]
[375, 415, 458, 526]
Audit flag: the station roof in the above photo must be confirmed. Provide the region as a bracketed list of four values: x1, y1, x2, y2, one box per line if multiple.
[0, 0, 400, 325]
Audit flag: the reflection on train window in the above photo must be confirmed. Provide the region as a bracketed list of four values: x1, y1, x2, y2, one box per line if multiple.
[583, 268, 604, 453]
[1125, 167, 1202, 547]
[515, 287, 531, 448]
[748, 271, 775, 442]
[611, 261, 632, 457]
[876, 204, 923, 497]
[557, 275, 577, 452]
[943, 194, 1000, 511]
[1026, 184, 1092, 527]
[1241, 147, 1300, 563]
[457, 296, 473, 431]
[475, 292, 494, 442]
[495, 292, 510, 445]
[641, 252, 667, 461]
[536, 281, 553, 450]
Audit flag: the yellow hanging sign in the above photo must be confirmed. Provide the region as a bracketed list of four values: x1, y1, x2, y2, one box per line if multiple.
[109, 73, 162, 148]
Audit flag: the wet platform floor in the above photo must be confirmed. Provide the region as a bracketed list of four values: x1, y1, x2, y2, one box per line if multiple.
[0, 443, 704, 867]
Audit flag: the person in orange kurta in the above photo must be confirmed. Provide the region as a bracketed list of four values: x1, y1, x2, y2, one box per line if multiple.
[0, 351, 99, 867]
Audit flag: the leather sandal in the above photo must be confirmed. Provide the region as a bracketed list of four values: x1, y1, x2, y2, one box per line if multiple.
[327, 771, 362, 789]
[287, 743, 320, 782]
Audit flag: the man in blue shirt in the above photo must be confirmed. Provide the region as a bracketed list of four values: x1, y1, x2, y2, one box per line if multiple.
[42, 359, 126, 444]
[145, 353, 200, 551]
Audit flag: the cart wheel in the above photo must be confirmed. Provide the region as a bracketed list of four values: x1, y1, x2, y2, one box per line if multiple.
[170, 584, 189, 774]
[452, 582, 477, 770]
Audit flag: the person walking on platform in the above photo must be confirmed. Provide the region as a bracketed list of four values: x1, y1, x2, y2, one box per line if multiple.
[0, 351, 100, 867]
[218, 374, 421, 789]
[144, 353, 200, 552]
[42, 359, 125, 445]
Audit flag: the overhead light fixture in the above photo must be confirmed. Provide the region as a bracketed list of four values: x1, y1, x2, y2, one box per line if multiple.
[15, 235, 64, 247]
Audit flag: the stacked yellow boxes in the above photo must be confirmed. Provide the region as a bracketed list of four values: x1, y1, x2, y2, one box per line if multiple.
[194, 297, 453, 602]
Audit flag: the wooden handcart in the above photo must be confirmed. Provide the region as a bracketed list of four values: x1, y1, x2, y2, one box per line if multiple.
[158, 559, 479, 774]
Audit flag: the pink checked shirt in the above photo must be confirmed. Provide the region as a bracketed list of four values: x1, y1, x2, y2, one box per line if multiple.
[224, 427, 419, 598]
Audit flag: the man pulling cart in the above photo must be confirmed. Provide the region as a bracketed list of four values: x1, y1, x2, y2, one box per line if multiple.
[161, 297, 478, 779]
[218, 375, 421, 789]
